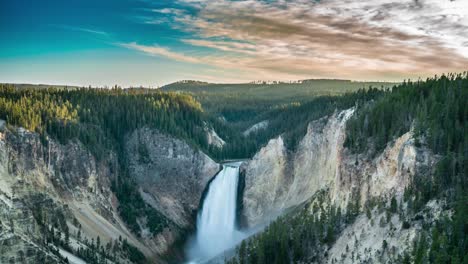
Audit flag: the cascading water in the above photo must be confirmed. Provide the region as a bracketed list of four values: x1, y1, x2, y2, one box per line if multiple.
[187, 162, 245, 263]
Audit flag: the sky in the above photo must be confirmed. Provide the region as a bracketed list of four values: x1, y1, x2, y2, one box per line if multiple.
[1, 0, 467, 86]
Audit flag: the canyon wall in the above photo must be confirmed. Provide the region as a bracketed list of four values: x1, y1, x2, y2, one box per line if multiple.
[0, 125, 218, 263]
[125, 128, 219, 233]
[242, 108, 436, 227]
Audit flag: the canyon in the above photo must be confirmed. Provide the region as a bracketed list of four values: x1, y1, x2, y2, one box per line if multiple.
[0, 108, 453, 263]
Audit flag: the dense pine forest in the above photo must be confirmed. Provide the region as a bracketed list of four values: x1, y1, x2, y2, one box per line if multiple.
[248, 87, 383, 150]
[0, 85, 208, 157]
[161, 79, 393, 123]
[0, 81, 387, 160]
[167, 80, 390, 159]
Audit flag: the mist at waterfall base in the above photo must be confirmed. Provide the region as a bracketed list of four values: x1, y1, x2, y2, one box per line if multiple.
[186, 163, 248, 263]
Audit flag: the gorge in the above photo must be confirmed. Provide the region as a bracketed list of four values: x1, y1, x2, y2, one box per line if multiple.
[0, 74, 466, 264]
[3, 0, 468, 262]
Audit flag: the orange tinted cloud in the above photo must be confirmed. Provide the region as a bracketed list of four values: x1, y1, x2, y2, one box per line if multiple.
[125, 0, 468, 81]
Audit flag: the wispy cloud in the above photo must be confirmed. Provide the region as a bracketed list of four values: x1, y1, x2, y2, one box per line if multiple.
[121, 42, 201, 64]
[53, 25, 109, 36]
[124, 0, 468, 81]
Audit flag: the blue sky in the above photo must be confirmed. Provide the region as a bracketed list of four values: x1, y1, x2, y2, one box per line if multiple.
[1, 0, 467, 86]
[0, 0, 202, 86]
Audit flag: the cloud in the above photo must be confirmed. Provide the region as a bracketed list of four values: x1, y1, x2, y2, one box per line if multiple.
[152, 8, 184, 16]
[121, 42, 201, 64]
[53, 25, 109, 36]
[128, 0, 468, 81]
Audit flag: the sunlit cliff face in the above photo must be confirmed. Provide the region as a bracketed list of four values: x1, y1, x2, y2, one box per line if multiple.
[127, 0, 468, 82]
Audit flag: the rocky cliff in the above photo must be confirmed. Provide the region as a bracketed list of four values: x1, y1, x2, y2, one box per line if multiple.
[241, 108, 437, 261]
[0, 125, 219, 263]
[0, 126, 134, 263]
[243, 108, 356, 226]
[125, 128, 219, 253]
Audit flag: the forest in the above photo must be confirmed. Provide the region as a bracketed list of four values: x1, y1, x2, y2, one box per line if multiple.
[0, 73, 466, 263]
[345, 73, 467, 221]
[0, 81, 389, 160]
[0, 82, 388, 253]
[165, 80, 390, 159]
[161, 79, 393, 125]
[0, 85, 210, 250]
[227, 73, 468, 264]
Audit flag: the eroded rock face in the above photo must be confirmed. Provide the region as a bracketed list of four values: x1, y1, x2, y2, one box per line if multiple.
[326, 199, 446, 264]
[286, 108, 355, 208]
[206, 127, 225, 148]
[125, 128, 220, 228]
[0, 128, 149, 263]
[332, 131, 435, 210]
[242, 136, 289, 226]
[0, 126, 219, 262]
[242, 109, 354, 226]
[243, 120, 269, 137]
[242, 108, 435, 227]
[0, 128, 117, 212]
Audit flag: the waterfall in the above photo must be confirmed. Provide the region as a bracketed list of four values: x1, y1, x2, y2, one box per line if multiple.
[187, 162, 245, 263]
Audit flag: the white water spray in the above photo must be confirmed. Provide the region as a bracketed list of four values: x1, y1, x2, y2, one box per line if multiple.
[187, 162, 245, 263]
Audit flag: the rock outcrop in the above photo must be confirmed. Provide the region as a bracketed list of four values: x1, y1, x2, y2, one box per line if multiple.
[206, 127, 225, 148]
[125, 128, 220, 228]
[239, 108, 439, 264]
[243, 120, 269, 137]
[326, 199, 446, 263]
[0, 127, 137, 263]
[0, 125, 219, 263]
[242, 108, 435, 227]
[242, 136, 289, 226]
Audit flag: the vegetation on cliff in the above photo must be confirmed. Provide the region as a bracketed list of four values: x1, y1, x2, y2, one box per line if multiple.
[0, 85, 208, 244]
[227, 73, 467, 264]
[346, 73, 468, 262]
[0, 85, 207, 157]
[1, 73, 466, 263]
[163, 79, 391, 158]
